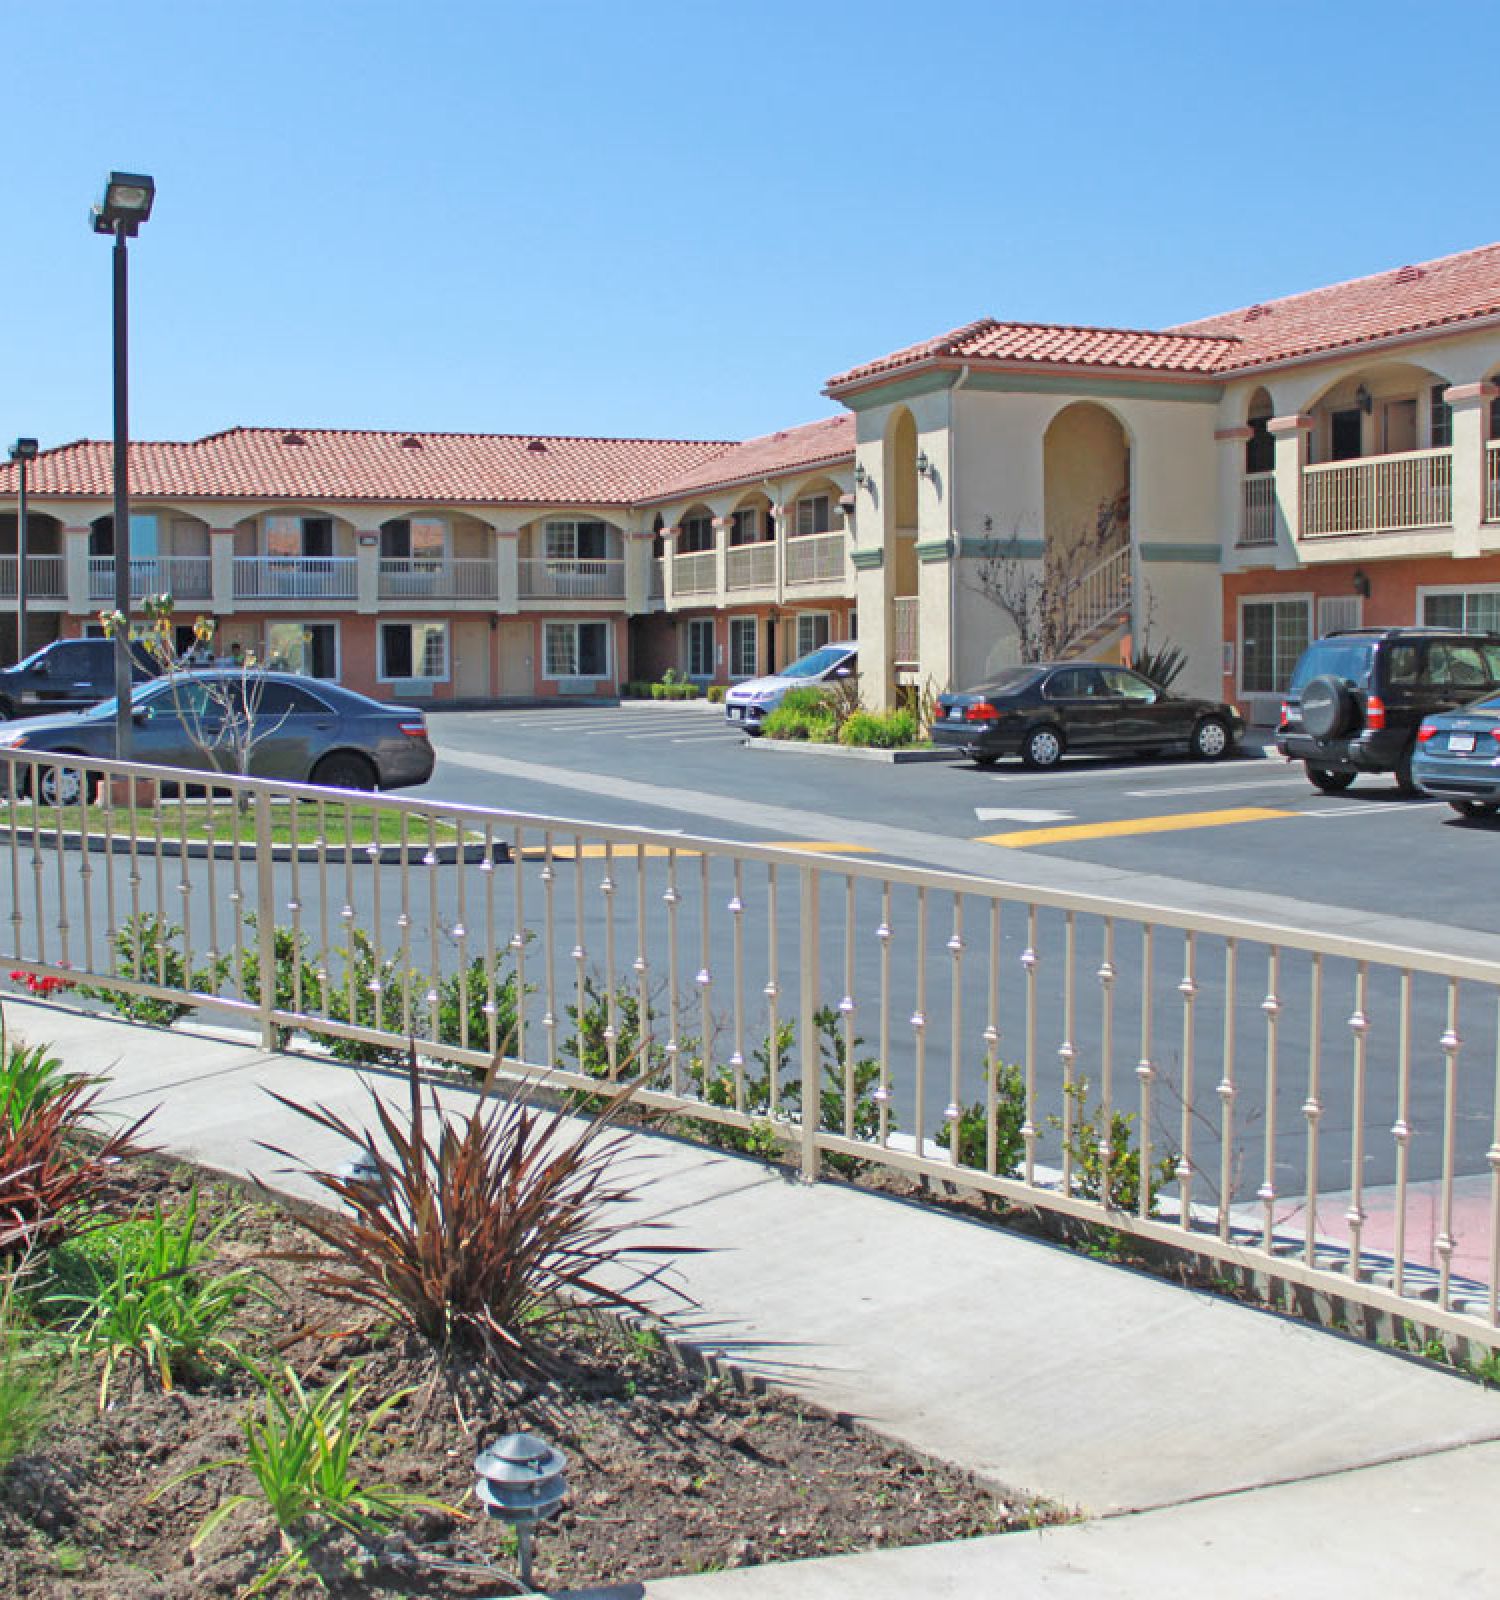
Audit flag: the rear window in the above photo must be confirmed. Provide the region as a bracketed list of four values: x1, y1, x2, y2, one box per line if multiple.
[1289, 640, 1375, 692]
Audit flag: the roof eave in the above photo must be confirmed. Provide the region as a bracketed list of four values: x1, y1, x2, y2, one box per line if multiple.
[1213, 308, 1500, 382]
[640, 448, 857, 507]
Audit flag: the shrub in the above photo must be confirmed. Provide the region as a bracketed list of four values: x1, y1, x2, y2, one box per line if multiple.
[762, 686, 836, 742]
[45, 1187, 270, 1405]
[650, 683, 666, 700]
[706, 684, 727, 704]
[434, 952, 525, 1062]
[661, 667, 686, 687]
[839, 708, 918, 748]
[264, 1047, 673, 1378]
[158, 1358, 450, 1594]
[78, 913, 228, 1026]
[563, 974, 666, 1087]
[949, 1060, 1027, 1176]
[1054, 1079, 1176, 1215]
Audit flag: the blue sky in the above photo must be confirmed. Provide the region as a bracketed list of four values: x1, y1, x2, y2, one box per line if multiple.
[4, 0, 1493, 453]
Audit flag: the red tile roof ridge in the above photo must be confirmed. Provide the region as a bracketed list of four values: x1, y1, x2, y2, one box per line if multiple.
[642, 414, 855, 502]
[205, 423, 741, 449]
[825, 317, 1000, 388]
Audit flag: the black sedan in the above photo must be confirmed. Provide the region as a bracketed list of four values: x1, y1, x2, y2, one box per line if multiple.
[1412, 698, 1500, 815]
[0, 670, 436, 804]
[933, 663, 1244, 769]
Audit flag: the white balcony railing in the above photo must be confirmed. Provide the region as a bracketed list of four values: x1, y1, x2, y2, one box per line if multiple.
[1302, 448, 1452, 538]
[1487, 442, 1500, 524]
[378, 557, 497, 600]
[233, 556, 357, 600]
[726, 542, 776, 590]
[517, 558, 625, 600]
[0, 555, 66, 600]
[784, 531, 845, 586]
[1240, 472, 1276, 546]
[649, 557, 664, 600]
[894, 595, 919, 669]
[672, 551, 716, 596]
[89, 555, 213, 602]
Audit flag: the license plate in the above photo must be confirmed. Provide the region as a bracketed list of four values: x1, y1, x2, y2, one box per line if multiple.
[1450, 732, 1476, 753]
[947, 707, 965, 721]
[730, 707, 744, 721]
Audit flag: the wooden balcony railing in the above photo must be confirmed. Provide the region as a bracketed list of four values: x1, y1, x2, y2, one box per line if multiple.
[234, 557, 357, 600]
[379, 558, 497, 600]
[726, 542, 776, 590]
[89, 555, 213, 601]
[0, 555, 65, 600]
[784, 531, 845, 586]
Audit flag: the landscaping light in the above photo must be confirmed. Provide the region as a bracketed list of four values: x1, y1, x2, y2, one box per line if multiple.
[474, 1431, 567, 1587]
[335, 1146, 384, 1208]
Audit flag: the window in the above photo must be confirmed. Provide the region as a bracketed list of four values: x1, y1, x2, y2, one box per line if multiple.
[685, 618, 714, 678]
[265, 621, 339, 678]
[730, 507, 763, 546]
[1099, 667, 1157, 702]
[1044, 668, 1098, 699]
[678, 514, 714, 554]
[1317, 596, 1363, 637]
[544, 520, 607, 562]
[1423, 589, 1500, 634]
[796, 612, 831, 656]
[544, 621, 609, 678]
[1329, 409, 1363, 462]
[379, 621, 448, 681]
[266, 516, 333, 558]
[1241, 599, 1310, 694]
[381, 518, 446, 561]
[729, 617, 757, 678]
[1430, 385, 1453, 450]
[794, 495, 831, 536]
[1245, 415, 1274, 475]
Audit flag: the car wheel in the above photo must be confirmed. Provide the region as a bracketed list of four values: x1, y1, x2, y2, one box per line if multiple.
[1449, 800, 1499, 818]
[36, 758, 95, 808]
[1394, 743, 1419, 797]
[1190, 717, 1231, 761]
[1020, 726, 1064, 770]
[1306, 766, 1356, 794]
[311, 752, 378, 792]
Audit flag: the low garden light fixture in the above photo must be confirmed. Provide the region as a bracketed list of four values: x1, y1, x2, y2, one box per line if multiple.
[474, 1431, 567, 1587]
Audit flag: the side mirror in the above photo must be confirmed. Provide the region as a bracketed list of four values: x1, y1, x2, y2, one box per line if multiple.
[132, 705, 152, 726]
[833, 667, 852, 679]
[31, 658, 48, 677]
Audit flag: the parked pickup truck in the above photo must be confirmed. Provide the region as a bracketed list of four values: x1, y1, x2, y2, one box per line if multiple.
[0, 638, 160, 720]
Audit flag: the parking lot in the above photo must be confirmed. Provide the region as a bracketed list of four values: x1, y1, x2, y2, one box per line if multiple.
[410, 704, 1500, 952]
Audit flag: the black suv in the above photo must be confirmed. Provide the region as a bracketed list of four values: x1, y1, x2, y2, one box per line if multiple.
[1276, 627, 1500, 793]
[0, 638, 159, 720]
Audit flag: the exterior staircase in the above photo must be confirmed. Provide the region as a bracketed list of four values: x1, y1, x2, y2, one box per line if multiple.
[1060, 543, 1131, 658]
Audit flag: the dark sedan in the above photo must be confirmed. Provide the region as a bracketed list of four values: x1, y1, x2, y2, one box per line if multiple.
[933, 663, 1244, 769]
[1412, 697, 1500, 815]
[0, 670, 436, 804]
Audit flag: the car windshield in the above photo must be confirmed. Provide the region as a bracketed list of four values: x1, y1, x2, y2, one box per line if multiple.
[781, 646, 852, 680]
[1289, 641, 1375, 692]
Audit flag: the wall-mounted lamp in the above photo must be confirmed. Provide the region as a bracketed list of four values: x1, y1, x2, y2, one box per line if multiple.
[1355, 383, 1373, 415]
[1352, 567, 1371, 598]
[853, 462, 867, 489]
[915, 449, 933, 479]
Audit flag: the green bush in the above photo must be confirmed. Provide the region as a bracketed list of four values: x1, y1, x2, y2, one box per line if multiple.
[434, 953, 525, 1062]
[1053, 1079, 1177, 1215]
[950, 1061, 1027, 1176]
[650, 683, 666, 700]
[0, 1270, 56, 1473]
[79, 914, 229, 1026]
[839, 708, 919, 748]
[762, 686, 837, 742]
[707, 685, 727, 704]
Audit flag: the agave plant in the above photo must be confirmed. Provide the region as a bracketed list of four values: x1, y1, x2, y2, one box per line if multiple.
[264, 1047, 681, 1379]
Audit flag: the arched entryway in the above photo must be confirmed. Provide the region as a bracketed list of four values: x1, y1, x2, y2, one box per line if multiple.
[1042, 402, 1131, 655]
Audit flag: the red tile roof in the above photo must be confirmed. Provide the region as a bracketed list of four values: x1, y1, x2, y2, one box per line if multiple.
[0, 427, 737, 507]
[1169, 240, 1500, 368]
[643, 414, 854, 502]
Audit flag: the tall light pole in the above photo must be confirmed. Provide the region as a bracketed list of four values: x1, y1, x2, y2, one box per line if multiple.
[90, 171, 155, 759]
[8, 438, 37, 665]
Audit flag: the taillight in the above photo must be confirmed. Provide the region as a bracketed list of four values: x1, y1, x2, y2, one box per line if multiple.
[398, 721, 427, 739]
[965, 700, 1000, 723]
[1416, 723, 1437, 743]
[1491, 728, 1500, 743]
[1279, 701, 1291, 727]
[1365, 694, 1386, 731]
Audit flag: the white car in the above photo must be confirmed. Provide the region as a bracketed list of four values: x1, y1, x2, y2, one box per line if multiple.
[723, 642, 858, 731]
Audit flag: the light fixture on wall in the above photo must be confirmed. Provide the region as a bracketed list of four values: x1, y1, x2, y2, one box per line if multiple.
[915, 449, 933, 479]
[1352, 567, 1371, 598]
[853, 462, 867, 489]
[1355, 383, 1373, 415]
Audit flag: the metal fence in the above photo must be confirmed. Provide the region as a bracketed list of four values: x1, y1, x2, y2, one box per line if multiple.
[4, 747, 1500, 1348]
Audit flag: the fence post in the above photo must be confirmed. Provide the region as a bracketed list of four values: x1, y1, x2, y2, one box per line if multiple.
[799, 864, 821, 1182]
[253, 784, 279, 1050]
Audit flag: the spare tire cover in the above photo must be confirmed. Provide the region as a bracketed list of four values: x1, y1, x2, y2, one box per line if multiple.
[1300, 674, 1354, 740]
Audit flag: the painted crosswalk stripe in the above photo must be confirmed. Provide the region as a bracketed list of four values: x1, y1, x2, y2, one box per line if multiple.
[977, 806, 1296, 848]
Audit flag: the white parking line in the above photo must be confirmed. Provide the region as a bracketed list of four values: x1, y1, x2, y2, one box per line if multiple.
[1126, 774, 1312, 798]
[626, 727, 739, 741]
[988, 759, 1287, 785]
[1301, 800, 1444, 818]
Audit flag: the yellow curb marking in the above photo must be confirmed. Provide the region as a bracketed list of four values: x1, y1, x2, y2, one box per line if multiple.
[977, 807, 1297, 849]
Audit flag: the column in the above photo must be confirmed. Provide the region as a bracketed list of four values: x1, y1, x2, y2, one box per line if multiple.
[769, 505, 788, 603]
[1214, 426, 1253, 557]
[208, 527, 238, 615]
[1444, 382, 1497, 559]
[61, 524, 92, 616]
[1267, 413, 1314, 570]
[661, 525, 679, 605]
[352, 526, 381, 613]
[494, 527, 519, 615]
[622, 528, 653, 614]
[711, 516, 730, 606]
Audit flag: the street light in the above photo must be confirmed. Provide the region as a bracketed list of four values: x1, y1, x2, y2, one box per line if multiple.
[90, 170, 155, 759]
[8, 438, 37, 665]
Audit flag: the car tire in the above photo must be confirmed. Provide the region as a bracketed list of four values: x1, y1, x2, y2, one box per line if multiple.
[35, 757, 96, 808]
[1449, 799, 1500, 818]
[1306, 766, 1356, 794]
[1394, 743, 1419, 796]
[1300, 674, 1357, 740]
[1020, 726, 1064, 770]
[311, 752, 378, 792]
[1189, 717, 1231, 761]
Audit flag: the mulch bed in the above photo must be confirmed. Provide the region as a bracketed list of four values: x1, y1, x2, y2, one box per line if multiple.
[0, 1158, 1059, 1597]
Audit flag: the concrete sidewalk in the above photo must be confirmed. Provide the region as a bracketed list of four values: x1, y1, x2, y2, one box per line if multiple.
[14, 994, 1500, 1597]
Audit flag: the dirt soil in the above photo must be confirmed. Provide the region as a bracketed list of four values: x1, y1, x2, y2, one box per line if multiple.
[0, 1159, 1058, 1598]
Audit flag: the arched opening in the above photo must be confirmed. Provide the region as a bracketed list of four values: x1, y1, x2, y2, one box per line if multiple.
[1043, 401, 1129, 571]
[0, 510, 63, 661]
[883, 408, 920, 673]
[1241, 387, 1276, 548]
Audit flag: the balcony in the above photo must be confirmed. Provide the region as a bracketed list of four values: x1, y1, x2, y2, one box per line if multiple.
[784, 531, 845, 586]
[649, 557, 664, 601]
[672, 551, 716, 597]
[89, 555, 212, 602]
[0, 555, 65, 600]
[1488, 442, 1500, 523]
[379, 557, 497, 600]
[518, 558, 625, 600]
[234, 556, 357, 601]
[726, 541, 776, 591]
[1302, 448, 1452, 539]
[1240, 472, 1276, 547]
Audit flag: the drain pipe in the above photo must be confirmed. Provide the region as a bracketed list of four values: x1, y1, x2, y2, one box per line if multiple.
[946, 364, 971, 691]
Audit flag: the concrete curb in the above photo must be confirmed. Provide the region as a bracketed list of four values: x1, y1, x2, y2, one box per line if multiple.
[744, 739, 960, 765]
